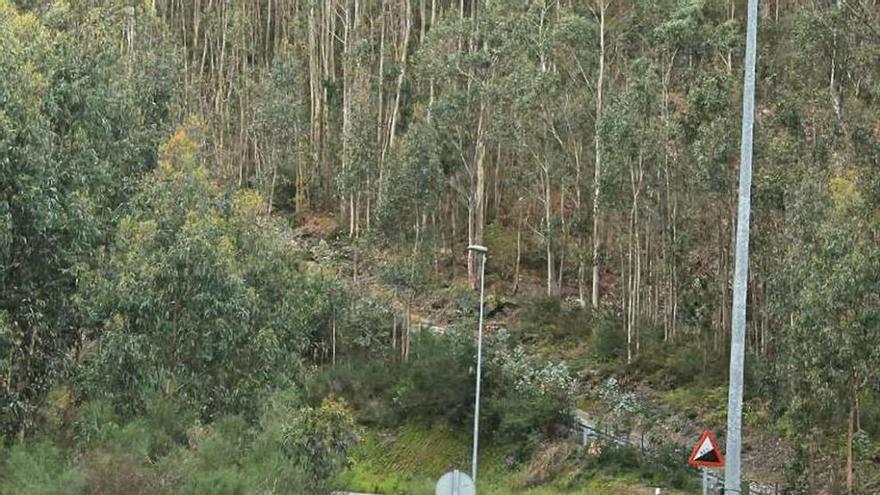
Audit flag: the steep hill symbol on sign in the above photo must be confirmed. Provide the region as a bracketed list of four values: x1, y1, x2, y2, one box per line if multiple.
[687, 430, 725, 468]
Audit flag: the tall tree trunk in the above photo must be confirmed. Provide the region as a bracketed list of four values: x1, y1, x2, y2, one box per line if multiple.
[557, 186, 566, 294]
[376, 2, 386, 207]
[591, 0, 608, 309]
[574, 140, 586, 307]
[321, 0, 336, 210]
[331, 306, 337, 366]
[387, 0, 412, 153]
[847, 382, 855, 493]
[514, 205, 523, 295]
[544, 166, 553, 296]
[306, 1, 321, 214]
[343, 0, 356, 236]
[469, 100, 489, 289]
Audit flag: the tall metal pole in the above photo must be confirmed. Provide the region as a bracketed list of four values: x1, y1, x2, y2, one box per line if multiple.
[468, 245, 488, 483]
[726, 0, 759, 492]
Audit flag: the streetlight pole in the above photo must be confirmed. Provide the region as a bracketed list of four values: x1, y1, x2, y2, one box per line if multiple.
[467, 244, 488, 484]
[726, 0, 759, 492]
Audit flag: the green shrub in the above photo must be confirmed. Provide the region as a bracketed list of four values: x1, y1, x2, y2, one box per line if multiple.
[860, 391, 880, 439]
[143, 393, 197, 449]
[305, 358, 400, 426]
[195, 416, 251, 470]
[82, 449, 159, 495]
[73, 400, 122, 450]
[591, 313, 625, 362]
[485, 331, 575, 454]
[449, 284, 480, 318]
[74, 395, 195, 460]
[642, 441, 696, 489]
[484, 222, 543, 282]
[0, 442, 86, 495]
[487, 389, 567, 451]
[484, 223, 519, 281]
[516, 296, 588, 343]
[626, 326, 666, 379]
[282, 398, 359, 492]
[661, 337, 727, 389]
[177, 467, 249, 495]
[596, 445, 641, 472]
[78, 149, 325, 421]
[393, 330, 475, 425]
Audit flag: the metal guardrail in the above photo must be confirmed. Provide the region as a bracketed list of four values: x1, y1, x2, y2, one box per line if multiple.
[572, 413, 782, 495]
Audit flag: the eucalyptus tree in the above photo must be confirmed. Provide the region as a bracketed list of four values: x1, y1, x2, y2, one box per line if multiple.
[601, 58, 664, 363]
[772, 3, 880, 490]
[79, 128, 328, 419]
[0, 1, 176, 438]
[590, 0, 612, 309]
[414, 12, 495, 289]
[485, 0, 568, 297]
[549, 9, 598, 305]
[781, 173, 880, 493]
[282, 398, 359, 493]
[375, 118, 443, 360]
[252, 49, 309, 214]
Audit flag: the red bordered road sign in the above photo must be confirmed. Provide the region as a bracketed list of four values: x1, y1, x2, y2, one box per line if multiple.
[687, 430, 725, 468]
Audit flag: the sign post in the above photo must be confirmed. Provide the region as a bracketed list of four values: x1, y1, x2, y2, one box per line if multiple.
[688, 431, 725, 495]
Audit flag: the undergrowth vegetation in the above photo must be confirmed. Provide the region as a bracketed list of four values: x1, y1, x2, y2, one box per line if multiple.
[338, 423, 696, 495]
[0, 390, 357, 494]
[307, 326, 575, 458]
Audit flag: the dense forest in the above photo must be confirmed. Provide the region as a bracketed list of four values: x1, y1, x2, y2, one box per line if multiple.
[1, 0, 879, 493]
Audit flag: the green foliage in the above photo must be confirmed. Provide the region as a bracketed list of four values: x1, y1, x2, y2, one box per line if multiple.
[0, 441, 85, 495]
[336, 291, 397, 356]
[80, 448, 160, 495]
[3, 387, 359, 495]
[376, 120, 443, 241]
[319, 325, 574, 455]
[305, 357, 400, 426]
[379, 250, 435, 301]
[485, 330, 575, 451]
[74, 395, 196, 462]
[484, 222, 542, 283]
[282, 397, 359, 493]
[0, 0, 177, 437]
[779, 169, 880, 482]
[77, 128, 328, 420]
[569, 443, 695, 492]
[2, 0, 879, 490]
[171, 388, 309, 494]
[663, 386, 727, 425]
[252, 49, 307, 210]
[516, 296, 588, 343]
[591, 311, 625, 362]
[860, 392, 880, 439]
[393, 329, 475, 425]
[661, 339, 710, 389]
[338, 423, 697, 495]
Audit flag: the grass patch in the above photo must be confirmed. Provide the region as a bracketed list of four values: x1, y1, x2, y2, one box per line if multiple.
[335, 424, 698, 495]
[662, 386, 727, 425]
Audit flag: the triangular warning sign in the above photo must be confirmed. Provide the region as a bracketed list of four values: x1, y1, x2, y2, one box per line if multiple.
[687, 431, 725, 468]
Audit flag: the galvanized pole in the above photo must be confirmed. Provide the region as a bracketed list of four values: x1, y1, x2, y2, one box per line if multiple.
[468, 245, 488, 484]
[726, 0, 759, 492]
